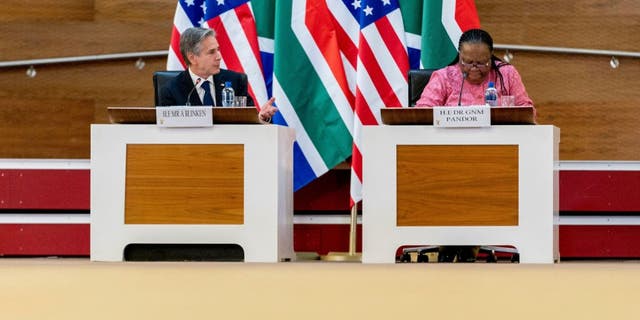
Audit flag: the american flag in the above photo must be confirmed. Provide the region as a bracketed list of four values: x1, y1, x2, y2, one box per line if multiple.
[335, 0, 409, 206]
[167, 0, 269, 107]
[166, 1, 474, 205]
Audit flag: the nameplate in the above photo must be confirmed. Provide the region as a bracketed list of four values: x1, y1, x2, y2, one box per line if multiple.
[433, 105, 491, 127]
[156, 106, 213, 127]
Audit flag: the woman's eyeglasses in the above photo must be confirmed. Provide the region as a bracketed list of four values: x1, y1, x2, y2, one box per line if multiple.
[459, 60, 491, 70]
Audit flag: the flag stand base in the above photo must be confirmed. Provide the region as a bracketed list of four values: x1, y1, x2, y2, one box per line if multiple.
[320, 203, 361, 262]
[296, 252, 320, 261]
[320, 252, 362, 262]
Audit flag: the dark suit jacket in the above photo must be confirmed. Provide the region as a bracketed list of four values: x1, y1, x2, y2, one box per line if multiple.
[159, 69, 255, 106]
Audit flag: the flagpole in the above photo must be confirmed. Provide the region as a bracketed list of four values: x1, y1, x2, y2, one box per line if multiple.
[321, 202, 362, 262]
[348, 202, 358, 256]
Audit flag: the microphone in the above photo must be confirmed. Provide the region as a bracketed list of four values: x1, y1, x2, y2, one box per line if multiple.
[457, 72, 468, 106]
[185, 78, 202, 106]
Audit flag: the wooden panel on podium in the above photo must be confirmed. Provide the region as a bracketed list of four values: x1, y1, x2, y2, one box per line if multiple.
[124, 144, 244, 224]
[396, 145, 518, 226]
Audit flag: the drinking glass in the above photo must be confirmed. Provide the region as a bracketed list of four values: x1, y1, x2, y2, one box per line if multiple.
[501, 95, 515, 106]
[234, 96, 247, 107]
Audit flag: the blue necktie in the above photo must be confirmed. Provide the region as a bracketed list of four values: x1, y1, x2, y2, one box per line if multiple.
[201, 80, 214, 106]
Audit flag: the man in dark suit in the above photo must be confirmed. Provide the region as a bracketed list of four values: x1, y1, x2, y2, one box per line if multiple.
[159, 27, 277, 123]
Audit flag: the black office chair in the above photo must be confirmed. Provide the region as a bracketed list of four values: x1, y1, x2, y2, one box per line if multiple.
[398, 69, 520, 263]
[153, 70, 182, 106]
[408, 69, 436, 107]
[399, 245, 519, 263]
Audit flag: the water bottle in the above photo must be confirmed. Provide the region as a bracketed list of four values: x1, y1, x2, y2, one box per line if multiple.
[221, 81, 235, 107]
[484, 81, 498, 106]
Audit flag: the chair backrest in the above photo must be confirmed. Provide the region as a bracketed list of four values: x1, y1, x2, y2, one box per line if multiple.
[408, 69, 437, 107]
[153, 70, 182, 106]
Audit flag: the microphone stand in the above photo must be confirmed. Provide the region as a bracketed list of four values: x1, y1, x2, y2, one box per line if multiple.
[185, 78, 202, 106]
[457, 72, 468, 106]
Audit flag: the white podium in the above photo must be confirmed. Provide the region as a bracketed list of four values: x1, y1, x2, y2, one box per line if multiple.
[361, 125, 559, 263]
[90, 124, 295, 262]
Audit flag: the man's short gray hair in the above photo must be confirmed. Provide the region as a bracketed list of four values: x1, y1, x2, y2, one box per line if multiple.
[180, 27, 216, 66]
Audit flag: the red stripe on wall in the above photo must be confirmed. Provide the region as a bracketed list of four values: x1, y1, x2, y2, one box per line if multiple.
[294, 168, 351, 211]
[294, 224, 362, 256]
[560, 225, 640, 258]
[1, 169, 638, 258]
[559, 171, 640, 212]
[0, 224, 89, 256]
[0, 170, 89, 210]
[1, 223, 639, 259]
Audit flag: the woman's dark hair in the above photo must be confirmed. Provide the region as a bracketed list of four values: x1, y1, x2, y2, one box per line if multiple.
[448, 29, 509, 95]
